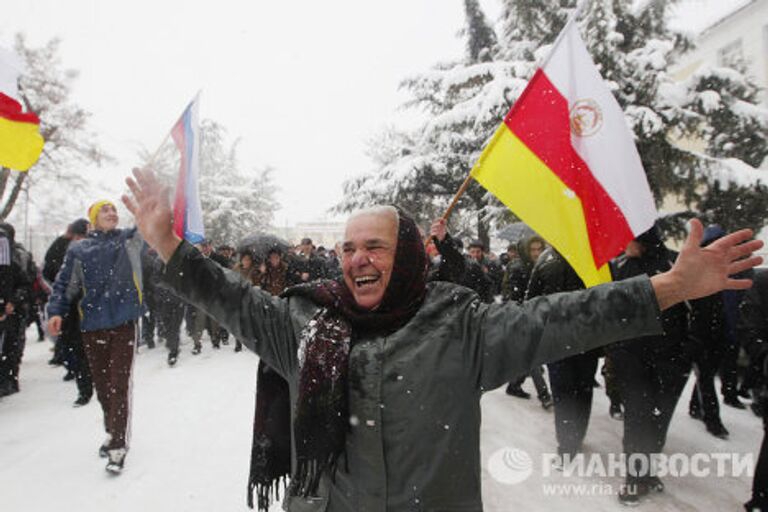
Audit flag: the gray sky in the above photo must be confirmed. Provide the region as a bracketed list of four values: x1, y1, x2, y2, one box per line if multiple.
[1, 0, 501, 228]
[1, 0, 746, 230]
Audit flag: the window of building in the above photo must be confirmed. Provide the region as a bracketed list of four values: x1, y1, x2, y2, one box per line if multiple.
[718, 38, 744, 67]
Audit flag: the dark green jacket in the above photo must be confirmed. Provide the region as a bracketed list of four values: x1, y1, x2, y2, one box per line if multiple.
[162, 241, 662, 512]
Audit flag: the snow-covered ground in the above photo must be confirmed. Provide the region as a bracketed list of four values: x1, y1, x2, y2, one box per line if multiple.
[1, 326, 763, 511]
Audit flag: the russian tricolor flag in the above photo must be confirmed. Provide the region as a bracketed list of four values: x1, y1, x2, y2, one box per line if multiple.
[171, 94, 205, 244]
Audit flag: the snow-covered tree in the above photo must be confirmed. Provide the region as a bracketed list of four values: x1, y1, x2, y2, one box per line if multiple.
[336, 0, 520, 246]
[140, 119, 279, 245]
[685, 64, 767, 168]
[340, 0, 768, 242]
[499, 0, 573, 53]
[0, 34, 110, 221]
[581, 0, 768, 232]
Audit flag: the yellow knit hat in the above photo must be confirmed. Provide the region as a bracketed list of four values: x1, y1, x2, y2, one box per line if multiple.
[88, 200, 115, 227]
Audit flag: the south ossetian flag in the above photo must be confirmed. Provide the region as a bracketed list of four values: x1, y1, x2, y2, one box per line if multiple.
[0, 47, 43, 172]
[171, 94, 205, 244]
[471, 20, 656, 287]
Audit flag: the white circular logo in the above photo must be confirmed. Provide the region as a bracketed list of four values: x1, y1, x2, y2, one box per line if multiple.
[488, 446, 534, 485]
[569, 98, 603, 137]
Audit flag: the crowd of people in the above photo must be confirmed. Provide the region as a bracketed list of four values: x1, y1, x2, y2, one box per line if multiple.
[2, 190, 768, 509]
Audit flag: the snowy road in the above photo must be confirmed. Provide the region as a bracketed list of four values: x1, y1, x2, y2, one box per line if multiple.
[1, 328, 762, 511]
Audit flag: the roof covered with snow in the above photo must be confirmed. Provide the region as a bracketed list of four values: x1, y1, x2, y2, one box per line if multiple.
[664, 0, 758, 35]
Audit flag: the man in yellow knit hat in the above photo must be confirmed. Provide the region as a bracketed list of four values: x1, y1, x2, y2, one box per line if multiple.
[47, 200, 144, 475]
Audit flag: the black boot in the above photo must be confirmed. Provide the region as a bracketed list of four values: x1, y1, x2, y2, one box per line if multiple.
[645, 476, 664, 493]
[618, 478, 650, 506]
[689, 402, 704, 420]
[705, 419, 730, 439]
[0, 380, 17, 397]
[738, 385, 752, 399]
[723, 395, 747, 409]
[505, 384, 531, 399]
[73, 394, 91, 407]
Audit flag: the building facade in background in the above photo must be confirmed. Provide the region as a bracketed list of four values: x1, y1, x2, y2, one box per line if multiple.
[672, 0, 768, 106]
[274, 221, 345, 250]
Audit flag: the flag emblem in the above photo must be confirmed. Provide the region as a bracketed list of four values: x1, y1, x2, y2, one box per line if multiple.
[570, 99, 603, 137]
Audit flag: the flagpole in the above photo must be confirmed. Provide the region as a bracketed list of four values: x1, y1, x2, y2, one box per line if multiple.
[424, 171, 473, 247]
[438, 1, 589, 224]
[441, 172, 474, 222]
[145, 90, 202, 166]
[540, 0, 590, 69]
[146, 132, 172, 166]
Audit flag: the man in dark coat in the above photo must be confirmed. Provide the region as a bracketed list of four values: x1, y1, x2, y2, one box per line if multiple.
[527, 247, 601, 457]
[42, 219, 93, 404]
[738, 269, 768, 511]
[502, 235, 545, 304]
[0, 222, 36, 397]
[722, 274, 752, 409]
[504, 235, 551, 404]
[607, 226, 692, 505]
[0, 228, 13, 396]
[142, 248, 186, 365]
[288, 237, 326, 285]
[461, 240, 495, 302]
[43, 218, 90, 367]
[687, 225, 731, 439]
[154, 258, 186, 363]
[141, 248, 160, 350]
[427, 219, 466, 285]
[189, 240, 230, 351]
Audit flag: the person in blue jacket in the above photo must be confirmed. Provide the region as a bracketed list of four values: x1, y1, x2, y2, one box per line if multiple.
[47, 200, 143, 475]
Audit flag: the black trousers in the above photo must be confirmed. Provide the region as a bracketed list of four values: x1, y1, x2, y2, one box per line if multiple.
[141, 292, 157, 348]
[61, 310, 92, 399]
[30, 303, 45, 340]
[609, 346, 690, 478]
[602, 355, 623, 406]
[719, 335, 741, 400]
[689, 342, 725, 425]
[512, 366, 550, 399]
[185, 306, 218, 347]
[0, 313, 25, 392]
[747, 393, 768, 511]
[157, 295, 185, 354]
[547, 350, 599, 455]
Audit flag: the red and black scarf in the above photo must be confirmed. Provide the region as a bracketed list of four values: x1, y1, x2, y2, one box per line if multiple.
[247, 209, 428, 510]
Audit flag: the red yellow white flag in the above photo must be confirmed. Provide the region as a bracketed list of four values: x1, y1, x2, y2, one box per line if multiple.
[0, 47, 43, 172]
[471, 21, 656, 287]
